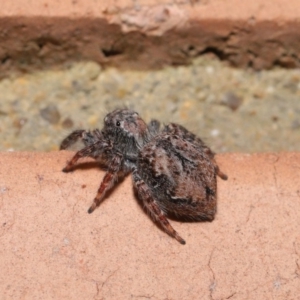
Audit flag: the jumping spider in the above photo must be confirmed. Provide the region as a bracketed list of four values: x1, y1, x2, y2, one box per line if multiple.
[60, 109, 227, 244]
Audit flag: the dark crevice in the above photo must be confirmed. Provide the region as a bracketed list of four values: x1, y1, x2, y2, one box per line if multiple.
[247, 59, 254, 68]
[180, 44, 199, 58]
[1, 56, 11, 64]
[101, 48, 123, 57]
[36, 37, 61, 49]
[246, 49, 257, 68]
[199, 46, 227, 60]
[273, 54, 299, 68]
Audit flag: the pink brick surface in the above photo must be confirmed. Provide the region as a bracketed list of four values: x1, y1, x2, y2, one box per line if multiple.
[0, 151, 299, 299]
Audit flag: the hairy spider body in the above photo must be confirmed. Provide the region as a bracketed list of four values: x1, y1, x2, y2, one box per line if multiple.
[60, 109, 227, 244]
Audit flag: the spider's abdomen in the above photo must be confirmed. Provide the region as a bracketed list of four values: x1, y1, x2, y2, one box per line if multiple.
[137, 128, 217, 221]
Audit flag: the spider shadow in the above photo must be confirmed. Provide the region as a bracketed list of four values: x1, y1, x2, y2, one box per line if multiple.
[65, 161, 103, 172]
[133, 188, 211, 240]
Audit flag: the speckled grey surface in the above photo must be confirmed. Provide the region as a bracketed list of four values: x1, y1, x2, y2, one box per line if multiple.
[0, 57, 299, 152]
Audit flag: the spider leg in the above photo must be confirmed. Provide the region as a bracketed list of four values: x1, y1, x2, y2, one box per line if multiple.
[60, 130, 86, 150]
[216, 165, 228, 180]
[211, 156, 228, 180]
[60, 129, 103, 150]
[88, 153, 123, 214]
[62, 141, 107, 172]
[202, 148, 228, 180]
[148, 119, 161, 135]
[133, 171, 186, 245]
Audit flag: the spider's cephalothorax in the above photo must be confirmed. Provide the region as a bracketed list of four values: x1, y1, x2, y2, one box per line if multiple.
[60, 108, 227, 244]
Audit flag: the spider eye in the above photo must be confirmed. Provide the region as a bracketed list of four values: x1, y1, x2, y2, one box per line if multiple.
[116, 121, 121, 127]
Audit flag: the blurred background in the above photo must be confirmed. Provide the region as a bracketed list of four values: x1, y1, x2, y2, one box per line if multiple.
[1, 0, 300, 153]
[1, 55, 299, 153]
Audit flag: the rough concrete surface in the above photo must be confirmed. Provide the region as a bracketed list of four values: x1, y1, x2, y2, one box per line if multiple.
[1, 0, 300, 76]
[0, 151, 300, 299]
[1, 57, 300, 153]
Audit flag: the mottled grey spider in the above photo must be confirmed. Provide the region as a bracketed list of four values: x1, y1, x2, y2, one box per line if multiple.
[60, 108, 227, 244]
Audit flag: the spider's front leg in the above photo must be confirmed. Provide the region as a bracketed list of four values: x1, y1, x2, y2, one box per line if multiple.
[60, 129, 103, 150]
[62, 141, 109, 172]
[133, 171, 186, 245]
[88, 152, 123, 214]
[62, 138, 123, 212]
[60, 130, 86, 150]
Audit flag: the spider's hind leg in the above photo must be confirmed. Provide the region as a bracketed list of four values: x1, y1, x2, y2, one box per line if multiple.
[216, 165, 228, 180]
[133, 171, 186, 245]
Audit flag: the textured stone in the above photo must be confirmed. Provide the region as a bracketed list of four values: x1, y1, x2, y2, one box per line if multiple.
[1, 0, 300, 76]
[0, 151, 299, 299]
